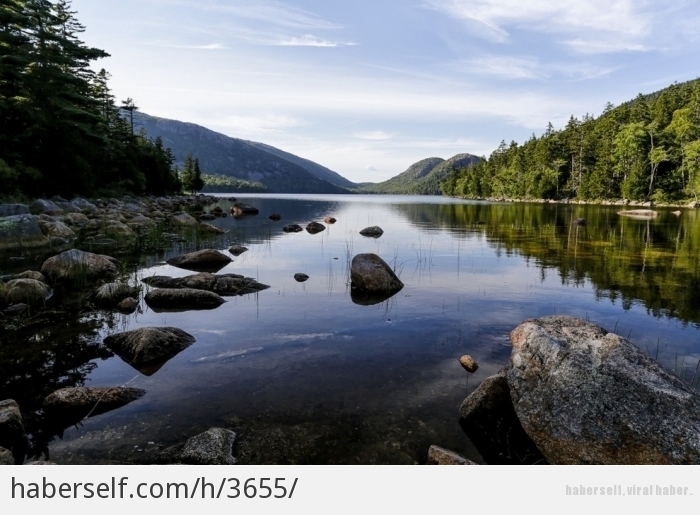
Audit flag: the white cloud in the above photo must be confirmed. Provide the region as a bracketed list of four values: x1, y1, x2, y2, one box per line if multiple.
[272, 34, 357, 47]
[454, 55, 615, 81]
[208, 113, 304, 136]
[353, 130, 395, 140]
[365, 165, 378, 171]
[427, 0, 653, 53]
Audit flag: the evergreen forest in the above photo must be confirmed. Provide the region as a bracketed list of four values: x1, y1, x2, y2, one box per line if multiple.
[442, 80, 700, 203]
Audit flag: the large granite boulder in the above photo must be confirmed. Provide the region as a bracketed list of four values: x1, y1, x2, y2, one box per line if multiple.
[169, 212, 198, 227]
[158, 428, 237, 465]
[144, 288, 226, 311]
[43, 387, 146, 420]
[39, 220, 76, 241]
[142, 273, 268, 296]
[3, 278, 53, 306]
[103, 327, 196, 375]
[166, 249, 232, 272]
[29, 199, 62, 216]
[40, 249, 119, 284]
[0, 204, 29, 217]
[0, 214, 50, 250]
[507, 315, 700, 464]
[350, 253, 403, 297]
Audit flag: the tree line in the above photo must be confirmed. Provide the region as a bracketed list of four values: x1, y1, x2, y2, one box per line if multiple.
[0, 0, 185, 199]
[442, 79, 700, 203]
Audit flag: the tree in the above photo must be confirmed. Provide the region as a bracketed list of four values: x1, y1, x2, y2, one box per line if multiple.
[181, 153, 196, 193]
[192, 158, 204, 193]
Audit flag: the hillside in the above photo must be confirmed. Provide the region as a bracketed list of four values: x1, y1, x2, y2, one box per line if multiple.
[362, 154, 481, 195]
[132, 112, 351, 194]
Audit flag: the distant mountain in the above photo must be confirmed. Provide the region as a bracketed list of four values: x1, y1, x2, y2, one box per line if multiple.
[361, 154, 481, 195]
[133, 112, 351, 193]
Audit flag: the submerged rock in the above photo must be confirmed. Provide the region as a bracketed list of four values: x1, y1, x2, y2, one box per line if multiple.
[158, 428, 237, 465]
[306, 222, 325, 234]
[40, 249, 119, 285]
[426, 445, 477, 465]
[3, 279, 52, 306]
[359, 226, 384, 238]
[103, 327, 196, 375]
[508, 315, 700, 464]
[282, 224, 303, 233]
[617, 209, 658, 218]
[350, 253, 403, 295]
[166, 249, 232, 272]
[43, 387, 146, 420]
[268, 214, 281, 221]
[144, 288, 225, 312]
[143, 273, 268, 296]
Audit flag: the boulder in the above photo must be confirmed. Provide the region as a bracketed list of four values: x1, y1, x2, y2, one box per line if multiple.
[40, 249, 119, 285]
[350, 253, 403, 295]
[8, 271, 46, 283]
[3, 279, 52, 306]
[166, 249, 232, 272]
[306, 222, 325, 234]
[40, 221, 76, 241]
[61, 212, 89, 226]
[508, 315, 700, 464]
[458, 355, 478, 373]
[231, 203, 259, 217]
[102, 220, 137, 240]
[0, 446, 14, 465]
[71, 198, 98, 213]
[198, 222, 226, 234]
[0, 204, 29, 217]
[282, 224, 303, 233]
[0, 400, 25, 450]
[169, 212, 198, 227]
[359, 226, 384, 238]
[459, 370, 545, 464]
[43, 387, 146, 420]
[426, 446, 477, 465]
[324, 217, 336, 224]
[94, 282, 140, 308]
[0, 214, 50, 250]
[294, 273, 309, 282]
[103, 327, 196, 375]
[144, 288, 226, 312]
[143, 273, 268, 296]
[116, 297, 139, 314]
[228, 245, 248, 256]
[28, 199, 62, 216]
[268, 214, 281, 221]
[158, 428, 237, 465]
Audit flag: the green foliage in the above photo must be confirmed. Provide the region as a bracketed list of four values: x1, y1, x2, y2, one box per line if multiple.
[200, 174, 267, 193]
[0, 0, 181, 199]
[445, 78, 700, 202]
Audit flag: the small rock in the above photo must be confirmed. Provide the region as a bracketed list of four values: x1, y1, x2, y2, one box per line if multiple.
[672, 210, 682, 216]
[103, 327, 196, 375]
[169, 212, 199, 227]
[0, 446, 14, 465]
[324, 217, 336, 224]
[116, 297, 139, 314]
[199, 222, 226, 235]
[426, 445, 477, 465]
[144, 288, 226, 312]
[306, 222, 326, 234]
[228, 245, 248, 256]
[159, 428, 237, 465]
[282, 224, 303, 233]
[231, 203, 259, 217]
[359, 226, 384, 238]
[294, 273, 309, 282]
[167, 249, 232, 272]
[268, 214, 281, 221]
[458, 355, 478, 373]
[94, 282, 140, 308]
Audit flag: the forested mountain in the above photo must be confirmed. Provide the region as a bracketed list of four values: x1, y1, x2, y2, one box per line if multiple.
[442, 79, 700, 202]
[133, 112, 351, 194]
[362, 154, 481, 195]
[0, 0, 181, 199]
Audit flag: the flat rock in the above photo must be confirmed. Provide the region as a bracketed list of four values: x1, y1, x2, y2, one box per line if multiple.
[0, 400, 25, 450]
[350, 253, 403, 294]
[166, 249, 232, 272]
[43, 387, 146, 420]
[282, 224, 303, 233]
[359, 226, 384, 238]
[306, 222, 325, 234]
[158, 428, 237, 465]
[426, 445, 477, 465]
[103, 327, 196, 375]
[40, 249, 119, 285]
[144, 288, 226, 312]
[508, 315, 700, 464]
[143, 273, 268, 296]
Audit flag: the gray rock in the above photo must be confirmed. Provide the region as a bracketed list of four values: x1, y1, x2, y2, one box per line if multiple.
[0, 400, 25, 450]
[94, 282, 140, 308]
[426, 445, 477, 465]
[71, 198, 98, 213]
[268, 214, 281, 221]
[199, 222, 226, 234]
[3, 279, 52, 306]
[39, 220, 76, 241]
[116, 297, 139, 314]
[294, 273, 309, 282]
[359, 226, 384, 238]
[144, 288, 226, 312]
[7, 271, 46, 283]
[40, 249, 119, 285]
[0, 446, 14, 465]
[142, 273, 268, 296]
[43, 387, 146, 419]
[508, 315, 700, 464]
[459, 370, 545, 464]
[306, 222, 325, 234]
[169, 212, 198, 227]
[159, 428, 237, 465]
[0, 204, 29, 217]
[228, 245, 248, 256]
[282, 224, 303, 233]
[28, 199, 62, 216]
[350, 253, 403, 294]
[231, 203, 259, 216]
[166, 249, 232, 272]
[0, 214, 50, 250]
[103, 327, 196, 375]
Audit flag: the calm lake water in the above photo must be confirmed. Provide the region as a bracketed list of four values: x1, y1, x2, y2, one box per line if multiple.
[3, 194, 700, 464]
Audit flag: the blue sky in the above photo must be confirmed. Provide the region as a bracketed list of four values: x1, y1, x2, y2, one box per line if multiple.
[72, 0, 700, 183]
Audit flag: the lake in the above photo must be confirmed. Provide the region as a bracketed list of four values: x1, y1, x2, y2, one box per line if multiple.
[3, 194, 700, 464]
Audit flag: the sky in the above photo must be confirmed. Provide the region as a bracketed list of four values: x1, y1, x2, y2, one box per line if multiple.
[71, 0, 700, 183]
